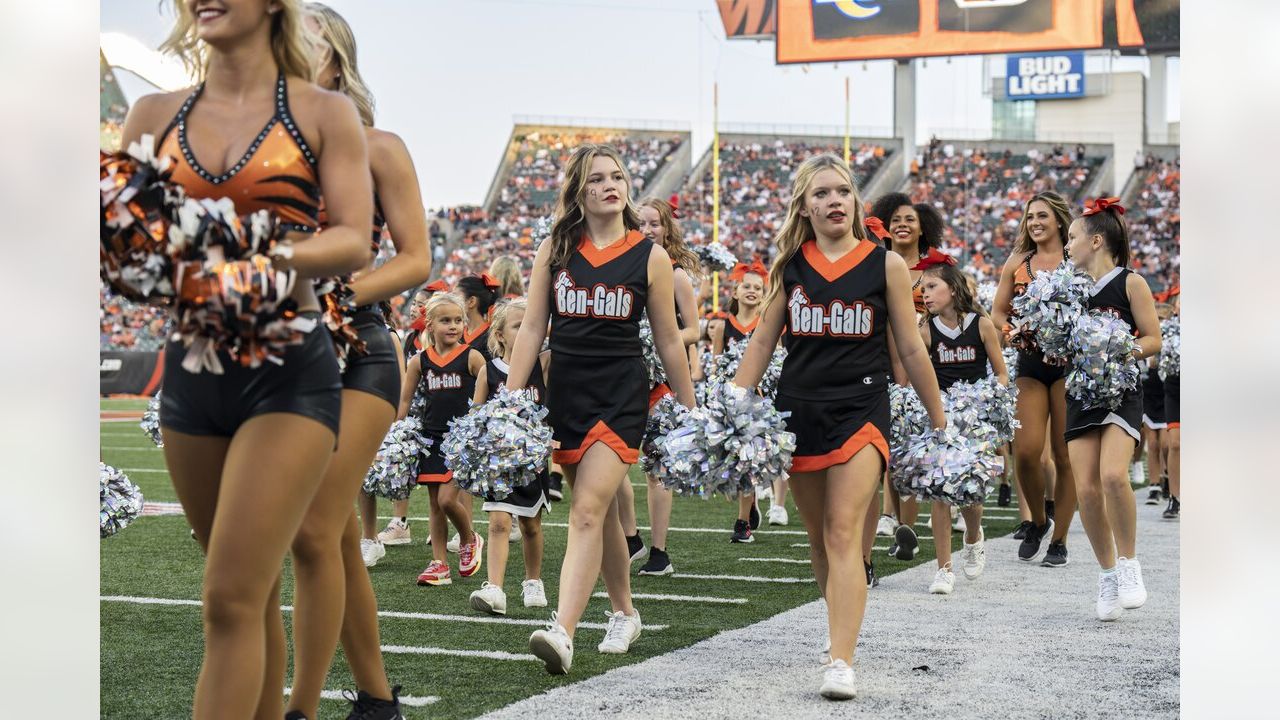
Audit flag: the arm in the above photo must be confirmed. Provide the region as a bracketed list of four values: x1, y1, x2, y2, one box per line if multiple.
[538, 350, 552, 388]
[688, 344, 704, 382]
[888, 329, 909, 386]
[732, 296, 786, 390]
[1127, 273, 1162, 360]
[647, 246, 696, 408]
[504, 239, 552, 391]
[349, 130, 431, 305]
[990, 252, 1024, 347]
[397, 354, 422, 421]
[709, 319, 726, 355]
[673, 268, 700, 347]
[390, 330, 405, 371]
[120, 92, 180, 153]
[979, 317, 1009, 386]
[886, 253, 946, 429]
[473, 365, 489, 405]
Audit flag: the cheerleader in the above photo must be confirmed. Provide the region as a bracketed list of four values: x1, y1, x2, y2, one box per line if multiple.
[123, 1, 372, 716]
[468, 300, 551, 614]
[991, 191, 1079, 567]
[277, 5, 431, 718]
[1162, 295, 1181, 519]
[503, 145, 695, 674]
[917, 262, 1009, 593]
[734, 154, 946, 699]
[1139, 303, 1173, 506]
[489, 254, 527, 299]
[400, 293, 486, 586]
[457, 273, 499, 360]
[1061, 198, 1161, 620]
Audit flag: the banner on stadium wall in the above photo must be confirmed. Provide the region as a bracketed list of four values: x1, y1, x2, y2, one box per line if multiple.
[775, 0, 1179, 64]
[100, 351, 163, 396]
[718, 0, 777, 39]
[1006, 52, 1084, 99]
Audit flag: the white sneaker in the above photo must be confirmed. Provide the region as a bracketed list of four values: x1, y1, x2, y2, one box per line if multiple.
[469, 581, 507, 615]
[767, 504, 789, 526]
[377, 518, 411, 546]
[510, 523, 522, 542]
[960, 528, 986, 580]
[929, 562, 955, 595]
[447, 532, 461, 554]
[1130, 461, 1146, 486]
[1117, 557, 1147, 609]
[1097, 570, 1123, 621]
[522, 579, 547, 608]
[757, 484, 773, 501]
[360, 538, 386, 568]
[597, 608, 642, 654]
[875, 514, 896, 537]
[819, 658, 857, 700]
[529, 614, 573, 674]
[952, 508, 965, 533]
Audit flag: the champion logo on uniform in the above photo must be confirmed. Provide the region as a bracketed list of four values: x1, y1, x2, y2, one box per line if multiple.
[936, 345, 978, 364]
[787, 286, 873, 337]
[553, 270, 635, 320]
[425, 370, 463, 391]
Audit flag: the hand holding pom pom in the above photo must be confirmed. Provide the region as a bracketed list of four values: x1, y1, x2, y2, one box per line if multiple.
[364, 419, 432, 500]
[943, 378, 1020, 447]
[706, 339, 787, 400]
[101, 463, 144, 538]
[100, 136, 184, 301]
[1065, 311, 1142, 411]
[441, 388, 553, 500]
[892, 429, 1000, 506]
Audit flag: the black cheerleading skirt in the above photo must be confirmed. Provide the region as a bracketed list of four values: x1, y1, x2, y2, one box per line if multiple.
[547, 353, 648, 465]
[482, 468, 550, 518]
[1065, 389, 1143, 444]
[1164, 374, 1180, 428]
[160, 312, 342, 438]
[1017, 348, 1065, 386]
[341, 307, 402, 409]
[1142, 371, 1166, 429]
[417, 431, 452, 484]
[776, 387, 891, 474]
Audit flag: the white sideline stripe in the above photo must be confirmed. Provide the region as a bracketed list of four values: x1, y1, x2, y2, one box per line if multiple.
[738, 557, 810, 564]
[789, 538, 934, 548]
[377, 516, 809, 536]
[595, 591, 747, 605]
[669, 573, 814, 584]
[122, 468, 168, 473]
[142, 502, 183, 516]
[100, 596, 667, 631]
[285, 687, 439, 707]
[100, 445, 162, 451]
[382, 644, 537, 662]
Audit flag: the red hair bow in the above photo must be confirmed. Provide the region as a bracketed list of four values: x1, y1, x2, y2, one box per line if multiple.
[668, 193, 681, 219]
[730, 260, 769, 285]
[1083, 197, 1126, 216]
[911, 247, 957, 271]
[479, 272, 501, 290]
[863, 216, 890, 241]
[424, 279, 450, 293]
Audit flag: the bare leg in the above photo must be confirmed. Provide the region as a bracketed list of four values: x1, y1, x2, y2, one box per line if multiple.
[427, 485, 448, 565]
[961, 503, 984, 544]
[1012, 378, 1050, 527]
[1165, 427, 1180, 498]
[823, 448, 883, 663]
[439, 483, 475, 545]
[1100, 426, 1139, 558]
[254, 577, 285, 720]
[773, 476, 790, 509]
[1047, 380, 1077, 542]
[337, 512, 393, 700]
[486, 511, 513, 587]
[646, 475, 673, 550]
[359, 491, 379, 540]
[615, 479, 639, 537]
[931, 501, 953, 567]
[861, 485, 878, 565]
[789, 471, 829, 595]
[518, 516, 544, 580]
[1067, 432, 1115, 568]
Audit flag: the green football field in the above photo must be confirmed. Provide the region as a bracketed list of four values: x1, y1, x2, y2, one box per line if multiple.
[100, 398, 1028, 719]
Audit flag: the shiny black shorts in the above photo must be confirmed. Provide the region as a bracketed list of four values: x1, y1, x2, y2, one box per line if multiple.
[1016, 349, 1065, 386]
[342, 307, 401, 409]
[1163, 374, 1180, 427]
[160, 313, 342, 438]
[1065, 389, 1143, 444]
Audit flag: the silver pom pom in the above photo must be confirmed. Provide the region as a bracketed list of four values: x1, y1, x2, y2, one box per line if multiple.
[140, 392, 163, 448]
[1000, 346, 1019, 383]
[943, 378, 1020, 447]
[892, 429, 1000, 506]
[640, 395, 692, 476]
[696, 242, 737, 272]
[101, 462, 144, 538]
[441, 387, 553, 500]
[638, 315, 667, 387]
[1066, 311, 1141, 411]
[363, 418, 432, 500]
[976, 281, 998, 313]
[1009, 261, 1091, 363]
[704, 339, 787, 400]
[1158, 316, 1180, 381]
[889, 383, 929, 466]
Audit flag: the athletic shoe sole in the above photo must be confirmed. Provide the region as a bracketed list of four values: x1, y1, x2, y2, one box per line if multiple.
[630, 547, 650, 563]
[1018, 520, 1055, 563]
[381, 536, 412, 546]
[893, 526, 919, 561]
[547, 489, 563, 501]
[819, 683, 857, 700]
[529, 633, 571, 674]
[638, 564, 674, 576]
[469, 594, 506, 615]
[416, 576, 452, 586]
[523, 597, 548, 608]
[1098, 608, 1122, 622]
[1041, 555, 1070, 568]
[730, 535, 755, 544]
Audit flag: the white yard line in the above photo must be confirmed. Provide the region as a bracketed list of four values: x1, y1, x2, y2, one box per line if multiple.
[669, 573, 814, 584]
[381, 644, 537, 662]
[376, 516, 809, 536]
[595, 592, 747, 605]
[737, 557, 810, 564]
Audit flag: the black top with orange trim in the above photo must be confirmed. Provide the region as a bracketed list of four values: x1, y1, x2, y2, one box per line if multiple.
[485, 357, 546, 405]
[928, 313, 988, 391]
[549, 231, 651, 357]
[723, 314, 759, 345]
[465, 321, 492, 362]
[1087, 266, 1136, 331]
[157, 73, 319, 234]
[417, 344, 476, 435]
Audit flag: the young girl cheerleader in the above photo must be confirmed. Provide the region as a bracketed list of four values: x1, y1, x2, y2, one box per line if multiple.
[992, 191, 1079, 568]
[917, 263, 1009, 594]
[123, 1, 373, 716]
[1062, 199, 1160, 621]
[457, 273, 500, 360]
[489, 255, 527, 299]
[503, 144, 695, 674]
[400, 293, 486, 586]
[468, 300, 552, 614]
[1139, 305, 1172, 506]
[277, 6, 431, 718]
[734, 154, 946, 699]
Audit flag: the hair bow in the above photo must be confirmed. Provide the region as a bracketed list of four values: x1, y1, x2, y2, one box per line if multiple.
[668, 193, 681, 219]
[480, 272, 500, 290]
[730, 260, 769, 285]
[424, 279, 450, 293]
[1083, 197, 1126, 216]
[863, 216, 890, 241]
[910, 247, 957, 271]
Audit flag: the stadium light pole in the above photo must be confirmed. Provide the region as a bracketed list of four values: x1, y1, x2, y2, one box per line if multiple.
[712, 81, 720, 314]
[844, 76, 851, 165]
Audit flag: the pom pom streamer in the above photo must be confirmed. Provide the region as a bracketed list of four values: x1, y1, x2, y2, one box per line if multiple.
[889, 383, 929, 465]
[638, 315, 667, 387]
[892, 429, 1001, 506]
[696, 242, 738, 272]
[441, 388, 553, 500]
[363, 419, 432, 500]
[100, 139, 185, 301]
[639, 395, 691, 476]
[316, 275, 368, 373]
[140, 392, 164, 448]
[976, 281, 998, 314]
[1008, 261, 1091, 362]
[704, 339, 787, 400]
[101, 463, 144, 538]
[1001, 346, 1019, 383]
[1158, 316, 1180, 381]
[1065, 311, 1141, 411]
[649, 381, 794, 498]
[943, 378, 1020, 447]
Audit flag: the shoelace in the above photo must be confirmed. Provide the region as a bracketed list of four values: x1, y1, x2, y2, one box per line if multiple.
[1116, 560, 1138, 588]
[602, 611, 631, 645]
[1099, 573, 1120, 602]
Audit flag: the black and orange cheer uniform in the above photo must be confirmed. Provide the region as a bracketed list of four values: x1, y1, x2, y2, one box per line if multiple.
[1064, 267, 1144, 443]
[157, 72, 342, 437]
[1011, 250, 1066, 386]
[928, 313, 988, 392]
[545, 231, 652, 465]
[722, 314, 759, 345]
[775, 240, 892, 473]
[481, 357, 550, 516]
[464, 321, 492, 362]
[417, 344, 477, 483]
[1141, 360, 1167, 430]
[647, 260, 689, 409]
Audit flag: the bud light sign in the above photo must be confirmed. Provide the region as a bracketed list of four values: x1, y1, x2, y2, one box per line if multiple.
[1006, 52, 1084, 100]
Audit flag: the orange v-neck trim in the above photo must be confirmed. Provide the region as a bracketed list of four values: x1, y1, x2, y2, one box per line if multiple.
[427, 343, 468, 368]
[729, 315, 759, 336]
[578, 230, 644, 268]
[464, 321, 490, 344]
[801, 239, 874, 283]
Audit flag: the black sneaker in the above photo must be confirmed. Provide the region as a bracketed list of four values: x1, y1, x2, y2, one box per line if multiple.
[1041, 540, 1069, 567]
[344, 685, 405, 720]
[1160, 478, 1169, 499]
[285, 712, 308, 720]
[887, 541, 899, 556]
[730, 519, 754, 543]
[997, 483, 1012, 507]
[1044, 499, 1055, 521]
[1012, 520, 1034, 540]
[865, 560, 879, 588]
[547, 472, 564, 501]
[1018, 519, 1054, 562]
[638, 547, 674, 576]
[893, 524, 918, 561]
[1145, 486, 1162, 505]
[748, 496, 761, 530]
[627, 533, 648, 562]
[1162, 497, 1180, 520]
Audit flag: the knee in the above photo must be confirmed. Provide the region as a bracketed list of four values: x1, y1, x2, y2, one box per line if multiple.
[823, 521, 858, 554]
[1166, 434, 1181, 454]
[569, 504, 604, 533]
[488, 514, 512, 537]
[1100, 468, 1129, 491]
[1013, 447, 1040, 469]
[291, 521, 338, 565]
[519, 519, 541, 541]
[202, 582, 263, 634]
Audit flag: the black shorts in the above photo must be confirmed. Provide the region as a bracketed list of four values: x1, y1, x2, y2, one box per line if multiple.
[482, 468, 550, 518]
[342, 307, 401, 409]
[776, 386, 890, 474]
[417, 431, 452, 484]
[1016, 349, 1065, 386]
[160, 312, 341, 438]
[1065, 389, 1143, 444]
[548, 353, 647, 466]
[1164, 374, 1180, 428]
[1142, 371, 1166, 429]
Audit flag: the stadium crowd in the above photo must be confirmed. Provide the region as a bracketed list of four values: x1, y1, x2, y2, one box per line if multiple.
[1124, 155, 1180, 291]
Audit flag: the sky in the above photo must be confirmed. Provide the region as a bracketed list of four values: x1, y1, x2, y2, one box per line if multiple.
[100, 0, 1179, 209]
